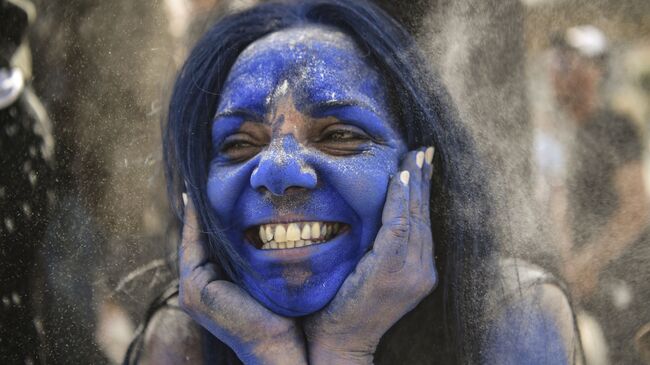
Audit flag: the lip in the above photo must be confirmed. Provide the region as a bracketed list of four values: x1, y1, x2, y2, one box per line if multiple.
[242, 214, 349, 230]
[247, 228, 353, 263]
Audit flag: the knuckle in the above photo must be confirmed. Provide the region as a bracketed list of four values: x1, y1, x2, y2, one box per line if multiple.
[200, 282, 220, 309]
[409, 201, 423, 216]
[430, 270, 439, 289]
[178, 270, 210, 314]
[411, 219, 430, 233]
[178, 242, 190, 259]
[178, 288, 194, 312]
[386, 217, 410, 239]
[416, 272, 437, 297]
[187, 269, 202, 287]
[381, 257, 407, 275]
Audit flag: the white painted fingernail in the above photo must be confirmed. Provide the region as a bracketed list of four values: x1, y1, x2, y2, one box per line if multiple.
[400, 171, 410, 185]
[425, 147, 434, 164]
[416, 151, 425, 168]
[182, 192, 188, 206]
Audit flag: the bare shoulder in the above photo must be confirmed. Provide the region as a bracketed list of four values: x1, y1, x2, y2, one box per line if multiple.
[495, 258, 574, 322]
[139, 296, 206, 365]
[484, 258, 582, 364]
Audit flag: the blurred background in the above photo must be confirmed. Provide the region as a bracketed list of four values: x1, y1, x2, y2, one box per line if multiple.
[0, 0, 649, 363]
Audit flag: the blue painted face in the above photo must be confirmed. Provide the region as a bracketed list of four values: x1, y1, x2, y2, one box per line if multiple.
[208, 26, 407, 316]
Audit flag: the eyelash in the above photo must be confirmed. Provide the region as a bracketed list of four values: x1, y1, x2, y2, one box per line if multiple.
[218, 134, 262, 161]
[220, 139, 254, 151]
[322, 130, 362, 142]
[318, 125, 370, 143]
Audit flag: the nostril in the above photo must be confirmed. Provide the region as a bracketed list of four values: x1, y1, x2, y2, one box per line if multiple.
[255, 186, 309, 198]
[250, 159, 317, 195]
[255, 185, 271, 195]
[284, 186, 310, 195]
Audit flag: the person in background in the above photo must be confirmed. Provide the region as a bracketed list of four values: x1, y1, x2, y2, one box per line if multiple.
[551, 25, 650, 365]
[0, 0, 54, 363]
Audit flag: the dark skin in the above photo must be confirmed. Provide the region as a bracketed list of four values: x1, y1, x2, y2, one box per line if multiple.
[169, 148, 436, 365]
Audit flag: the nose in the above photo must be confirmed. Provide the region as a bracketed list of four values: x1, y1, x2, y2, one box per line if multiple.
[250, 137, 317, 195]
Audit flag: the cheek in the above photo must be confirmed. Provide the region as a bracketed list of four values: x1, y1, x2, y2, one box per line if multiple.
[206, 159, 257, 224]
[319, 147, 402, 224]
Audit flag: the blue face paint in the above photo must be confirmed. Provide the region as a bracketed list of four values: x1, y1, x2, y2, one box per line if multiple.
[207, 26, 407, 316]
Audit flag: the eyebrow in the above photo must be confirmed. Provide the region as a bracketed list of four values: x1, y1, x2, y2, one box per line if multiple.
[213, 108, 264, 123]
[307, 100, 377, 117]
[308, 99, 399, 140]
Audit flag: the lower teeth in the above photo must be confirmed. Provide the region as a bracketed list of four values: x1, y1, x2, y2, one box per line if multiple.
[262, 239, 322, 250]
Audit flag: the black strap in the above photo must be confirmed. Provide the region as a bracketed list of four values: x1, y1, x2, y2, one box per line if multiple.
[122, 279, 179, 365]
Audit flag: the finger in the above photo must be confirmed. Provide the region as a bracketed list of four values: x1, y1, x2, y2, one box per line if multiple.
[372, 155, 412, 271]
[195, 280, 289, 344]
[179, 199, 208, 277]
[402, 149, 427, 258]
[421, 146, 434, 219]
[408, 149, 426, 220]
[420, 146, 435, 263]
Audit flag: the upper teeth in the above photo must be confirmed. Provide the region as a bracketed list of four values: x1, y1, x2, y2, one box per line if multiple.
[258, 222, 341, 250]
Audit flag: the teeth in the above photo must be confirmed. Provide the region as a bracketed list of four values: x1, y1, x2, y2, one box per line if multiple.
[274, 225, 286, 243]
[286, 223, 301, 241]
[301, 225, 311, 240]
[311, 222, 320, 239]
[259, 226, 267, 242]
[265, 226, 273, 242]
[256, 221, 345, 250]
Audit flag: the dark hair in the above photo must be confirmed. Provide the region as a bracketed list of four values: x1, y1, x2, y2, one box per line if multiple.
[141, 0, 496, 364]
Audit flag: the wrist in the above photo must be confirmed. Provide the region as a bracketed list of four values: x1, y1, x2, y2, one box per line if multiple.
[308, 341, 374, 365]
[244, 329, 308, 365]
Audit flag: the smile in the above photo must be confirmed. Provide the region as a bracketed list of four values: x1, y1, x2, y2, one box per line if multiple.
[246, 221, 349, 250]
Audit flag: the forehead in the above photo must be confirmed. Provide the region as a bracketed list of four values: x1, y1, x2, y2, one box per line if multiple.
[217, 26, 389, 117]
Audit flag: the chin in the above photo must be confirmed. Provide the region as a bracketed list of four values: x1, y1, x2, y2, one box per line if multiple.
[243, 260, 355, 317]
[233, 226, 369, 317]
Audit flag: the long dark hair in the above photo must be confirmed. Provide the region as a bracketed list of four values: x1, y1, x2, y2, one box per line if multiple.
[130, 1, 497, 364]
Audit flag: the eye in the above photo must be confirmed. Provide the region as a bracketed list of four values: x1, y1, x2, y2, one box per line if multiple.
[315, 124, 372, 156]
[221, 139, 253, 151]
[322, 130, 364, 142]
[320, 124, 369, 142]
[218, 133, 263, 162]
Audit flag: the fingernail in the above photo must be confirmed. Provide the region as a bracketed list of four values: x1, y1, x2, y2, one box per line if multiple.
[400, 170, 410, 185]
[416, 151, 424, 168]
[182, 192, 188, 206]
[425, 147, 434, 164]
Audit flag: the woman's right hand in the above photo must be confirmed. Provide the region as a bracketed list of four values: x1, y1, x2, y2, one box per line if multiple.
[178, 199, 308, 365]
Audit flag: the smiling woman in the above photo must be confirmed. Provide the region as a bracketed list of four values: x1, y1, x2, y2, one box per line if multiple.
[123, 1, 577, 364]
[208, 26, 407, 316]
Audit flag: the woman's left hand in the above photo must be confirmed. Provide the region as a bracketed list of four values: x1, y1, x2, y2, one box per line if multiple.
[304, 148, 438, 365]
